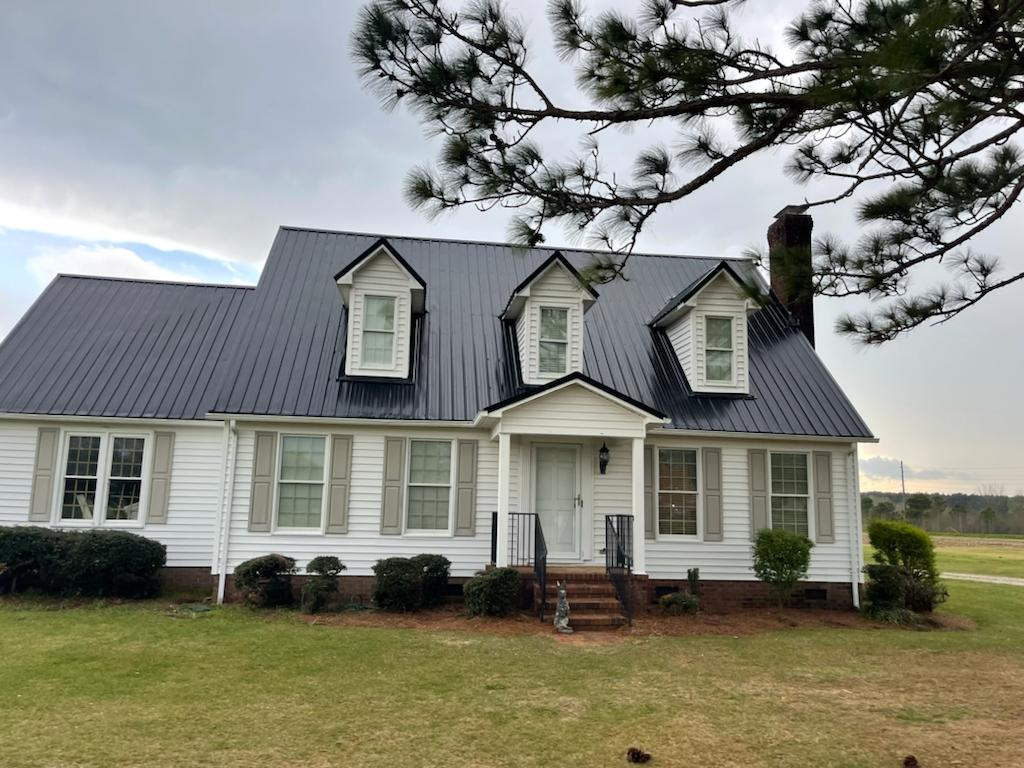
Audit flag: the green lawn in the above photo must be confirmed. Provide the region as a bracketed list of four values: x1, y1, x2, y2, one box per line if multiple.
[864, 535, 1024, 579]
[2, 584, 1024, 768]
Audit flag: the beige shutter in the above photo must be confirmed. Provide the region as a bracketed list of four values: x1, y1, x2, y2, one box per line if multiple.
[702, 447, 723, 541]
[248, 431, 277, 532]
[28, 427, 59, 522]
[813, 451, 835, 543]
[147, 431, 175, 524]
[643, 444, 655, 540]
[748, 449, 769, 539]
[326, 435, 353, 534]
[453, 439, 477, 536]
[380, 437, 405, 535]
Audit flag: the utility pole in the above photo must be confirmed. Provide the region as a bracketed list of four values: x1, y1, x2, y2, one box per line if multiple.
[900, 461, 907, 518]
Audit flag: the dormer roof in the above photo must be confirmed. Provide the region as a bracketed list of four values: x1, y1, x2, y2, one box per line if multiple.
[500, 251, 598, 321]
[334, 238, 427, 313]
[650, 260, 758, 328]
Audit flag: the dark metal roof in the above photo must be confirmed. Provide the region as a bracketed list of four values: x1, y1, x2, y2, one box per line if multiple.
[483, 372, 667, 420]
[212, 227, 873, 438]
[0, 276, 252, 420]
[650, 259, 753, 326]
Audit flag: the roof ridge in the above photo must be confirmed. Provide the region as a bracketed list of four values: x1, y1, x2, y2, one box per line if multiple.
[277, 225, 754, 263]
[54, 274, 256, 290]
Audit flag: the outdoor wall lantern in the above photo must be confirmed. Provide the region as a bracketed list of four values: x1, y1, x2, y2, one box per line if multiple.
[598, 442, 610, 475]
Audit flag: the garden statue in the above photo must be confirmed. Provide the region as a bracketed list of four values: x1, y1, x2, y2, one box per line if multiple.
[554, 581, 572, 634]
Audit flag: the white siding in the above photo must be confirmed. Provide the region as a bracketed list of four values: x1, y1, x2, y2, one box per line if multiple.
[0, 420, 223, 568]
[345, 251, 413, 378]
[690, 274, 748, 394]
[517, 264, 586, 385]
[498, 384, 648, 438]
[665, 314, 694, 383]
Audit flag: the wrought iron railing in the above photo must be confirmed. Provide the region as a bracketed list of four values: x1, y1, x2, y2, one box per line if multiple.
[605, 514, 634, 624]
[507, 512, 549, 621]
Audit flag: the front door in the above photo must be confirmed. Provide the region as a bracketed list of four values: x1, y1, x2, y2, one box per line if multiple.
[533, 444, 580, 560]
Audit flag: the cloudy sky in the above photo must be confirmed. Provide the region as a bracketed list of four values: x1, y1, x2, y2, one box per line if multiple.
[1, 1, 1021, 493]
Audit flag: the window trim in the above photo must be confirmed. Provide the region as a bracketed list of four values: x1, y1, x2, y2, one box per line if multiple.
[653, 444, 702, 540]
[404, 438, 456, 536]
[703, 314, 736, 385]
[360, 293, 398, 370]
[53, 430, 152, 529]
[768, 450, 815, 538]
[272, 432, 330, 534]
[537, 304, 570, 378]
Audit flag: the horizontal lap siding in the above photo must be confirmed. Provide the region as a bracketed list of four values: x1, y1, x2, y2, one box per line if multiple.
[692, 275, 748, 393]
[592, 437, 632, 558]
[0, 421, 222, 568]
[501, 387, 644, 436]
[225, 427, 496, 576]
[519, 266, 585, 383]
[347, 252, 411, 378]
[666, 316, 693, 384]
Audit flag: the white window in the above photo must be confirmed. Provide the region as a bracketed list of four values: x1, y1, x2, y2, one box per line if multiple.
[539, 307, 568, 375]
[277, 435, 327, 529]
[59, 433, 149, 524]
[705, 316, 734, 383]
[406, 439, 452, 531]
[362, 295, 396, 367]
[657, 448, 698, 536]
[770, 452, 809, 536]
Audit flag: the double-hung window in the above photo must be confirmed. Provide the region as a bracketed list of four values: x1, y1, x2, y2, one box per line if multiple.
[657, 448, 698, 536]
[59, 433, 148, 523]
[277, 436, 327, 529]
[770, 453, 809, 536]
[704, 316, 734, 383]
[362, 295, 396, 367]
[538, 307, 568, 375]
[406, 439, 452, 531]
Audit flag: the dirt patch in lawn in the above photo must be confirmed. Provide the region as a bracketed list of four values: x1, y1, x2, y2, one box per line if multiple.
[933, 535, 1024, 549]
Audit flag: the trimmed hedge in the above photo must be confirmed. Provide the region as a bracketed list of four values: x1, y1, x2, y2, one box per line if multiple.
[300, 555, 346, 614]
[464, 568, 520, 617]
[372, 557, 423, 611]
[867, 519, 938, 579]
[234, 554, 296, 608]
[411, 554, 451, 607]
[751, 528, 813, 606]
[865, 520, 946, 615]
[0, 526, 165, 598]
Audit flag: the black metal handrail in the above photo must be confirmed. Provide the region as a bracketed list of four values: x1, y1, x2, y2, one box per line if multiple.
[507, 512, 549, 621]
[605, 514, 634, 624]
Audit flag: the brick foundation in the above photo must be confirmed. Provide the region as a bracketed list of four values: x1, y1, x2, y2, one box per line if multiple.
[645, 578, 859, 612]
[158, 567, 215, 594]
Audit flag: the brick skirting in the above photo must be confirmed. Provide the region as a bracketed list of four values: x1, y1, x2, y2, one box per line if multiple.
[644, 577, 859, 612]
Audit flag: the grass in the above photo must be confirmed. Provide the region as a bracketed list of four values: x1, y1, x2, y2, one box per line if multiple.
[864, 533, 1024, 579]
[2, 584, 1024, 767]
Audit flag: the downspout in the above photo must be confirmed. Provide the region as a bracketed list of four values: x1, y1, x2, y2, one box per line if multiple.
[216, 419, 238, 605]
[847, 446, 862, 609]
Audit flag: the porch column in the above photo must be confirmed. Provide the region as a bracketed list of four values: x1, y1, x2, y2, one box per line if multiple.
[495, 431, 511, 567]
[631, 436, 647, 575]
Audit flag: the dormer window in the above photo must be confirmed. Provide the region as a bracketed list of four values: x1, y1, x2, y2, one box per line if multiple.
[539, 307, 569, 375]
[335, 239, 426, 379]
[363, 295, 397, 367]
[704, 316, 734, 383]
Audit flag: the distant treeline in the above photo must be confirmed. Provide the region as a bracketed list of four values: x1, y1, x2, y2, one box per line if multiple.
[862, 491, 1024, 535]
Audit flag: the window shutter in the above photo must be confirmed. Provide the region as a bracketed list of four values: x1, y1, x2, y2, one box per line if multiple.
[702, 447, 723, 541]
[147, 431, 175, 524]
[453, 439, 477, 536]
[643, 444, 655, 540]
[380, 437, 405, 535]
[248, 431, 277, 532]
[748, 449, 769, 539]
[813, 451, 835, 543]
[28, 427, 59, 522]
[326, 435, 353, 534]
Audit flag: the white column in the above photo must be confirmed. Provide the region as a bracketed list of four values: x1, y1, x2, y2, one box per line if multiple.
[496, 431, 511, 567]
[631, 436, 647, 575]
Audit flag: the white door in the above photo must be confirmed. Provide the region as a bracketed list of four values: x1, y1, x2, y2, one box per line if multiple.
[534, 444, 580, 560]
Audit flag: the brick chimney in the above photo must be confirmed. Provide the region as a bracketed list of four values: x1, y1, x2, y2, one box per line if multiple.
[767, 209, 815, 347]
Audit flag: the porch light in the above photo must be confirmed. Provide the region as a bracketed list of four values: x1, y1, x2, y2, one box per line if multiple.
[598, 442, 610, 475]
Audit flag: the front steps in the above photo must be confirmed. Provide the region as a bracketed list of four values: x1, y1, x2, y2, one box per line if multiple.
[541, 568, 628, 630]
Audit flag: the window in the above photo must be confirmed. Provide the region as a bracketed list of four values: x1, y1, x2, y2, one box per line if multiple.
[61, 435, 101, 520]
[362, 295, 396, 367]
[770, 453, 809, 536]
[106, 437, 145, 520]
[407, 440, 452, 531]
[277, 436, 326, 529]
[705, 316, 734, 382]
[538, 307, 568, 375]
[657, 448, 698, 536]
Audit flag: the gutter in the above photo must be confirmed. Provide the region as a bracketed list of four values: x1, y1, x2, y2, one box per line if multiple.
[215, 419, 238, 604]
[847, 446, 862, 609]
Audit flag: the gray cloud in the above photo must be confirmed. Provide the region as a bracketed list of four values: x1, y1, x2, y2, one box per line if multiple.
[859, 456, 953, 483]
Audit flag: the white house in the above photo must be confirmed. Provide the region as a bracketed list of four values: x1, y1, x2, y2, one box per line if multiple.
[0, 213, 874, 623]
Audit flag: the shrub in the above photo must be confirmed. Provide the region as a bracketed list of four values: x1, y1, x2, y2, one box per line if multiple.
[300, 556, 346, 615]
[864, 520, 947, 615]
[0, 527, 165, 598]
[234, 554, 296, 608]
[372, 557, 423, 611]
[411, 554, 451, 608]
[687, 567, 701, 597]
[463, 567, 520, 617]
[659, 590, 699, 616]
[751, 528, 813, 606]
[868, 519, 938, 579]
